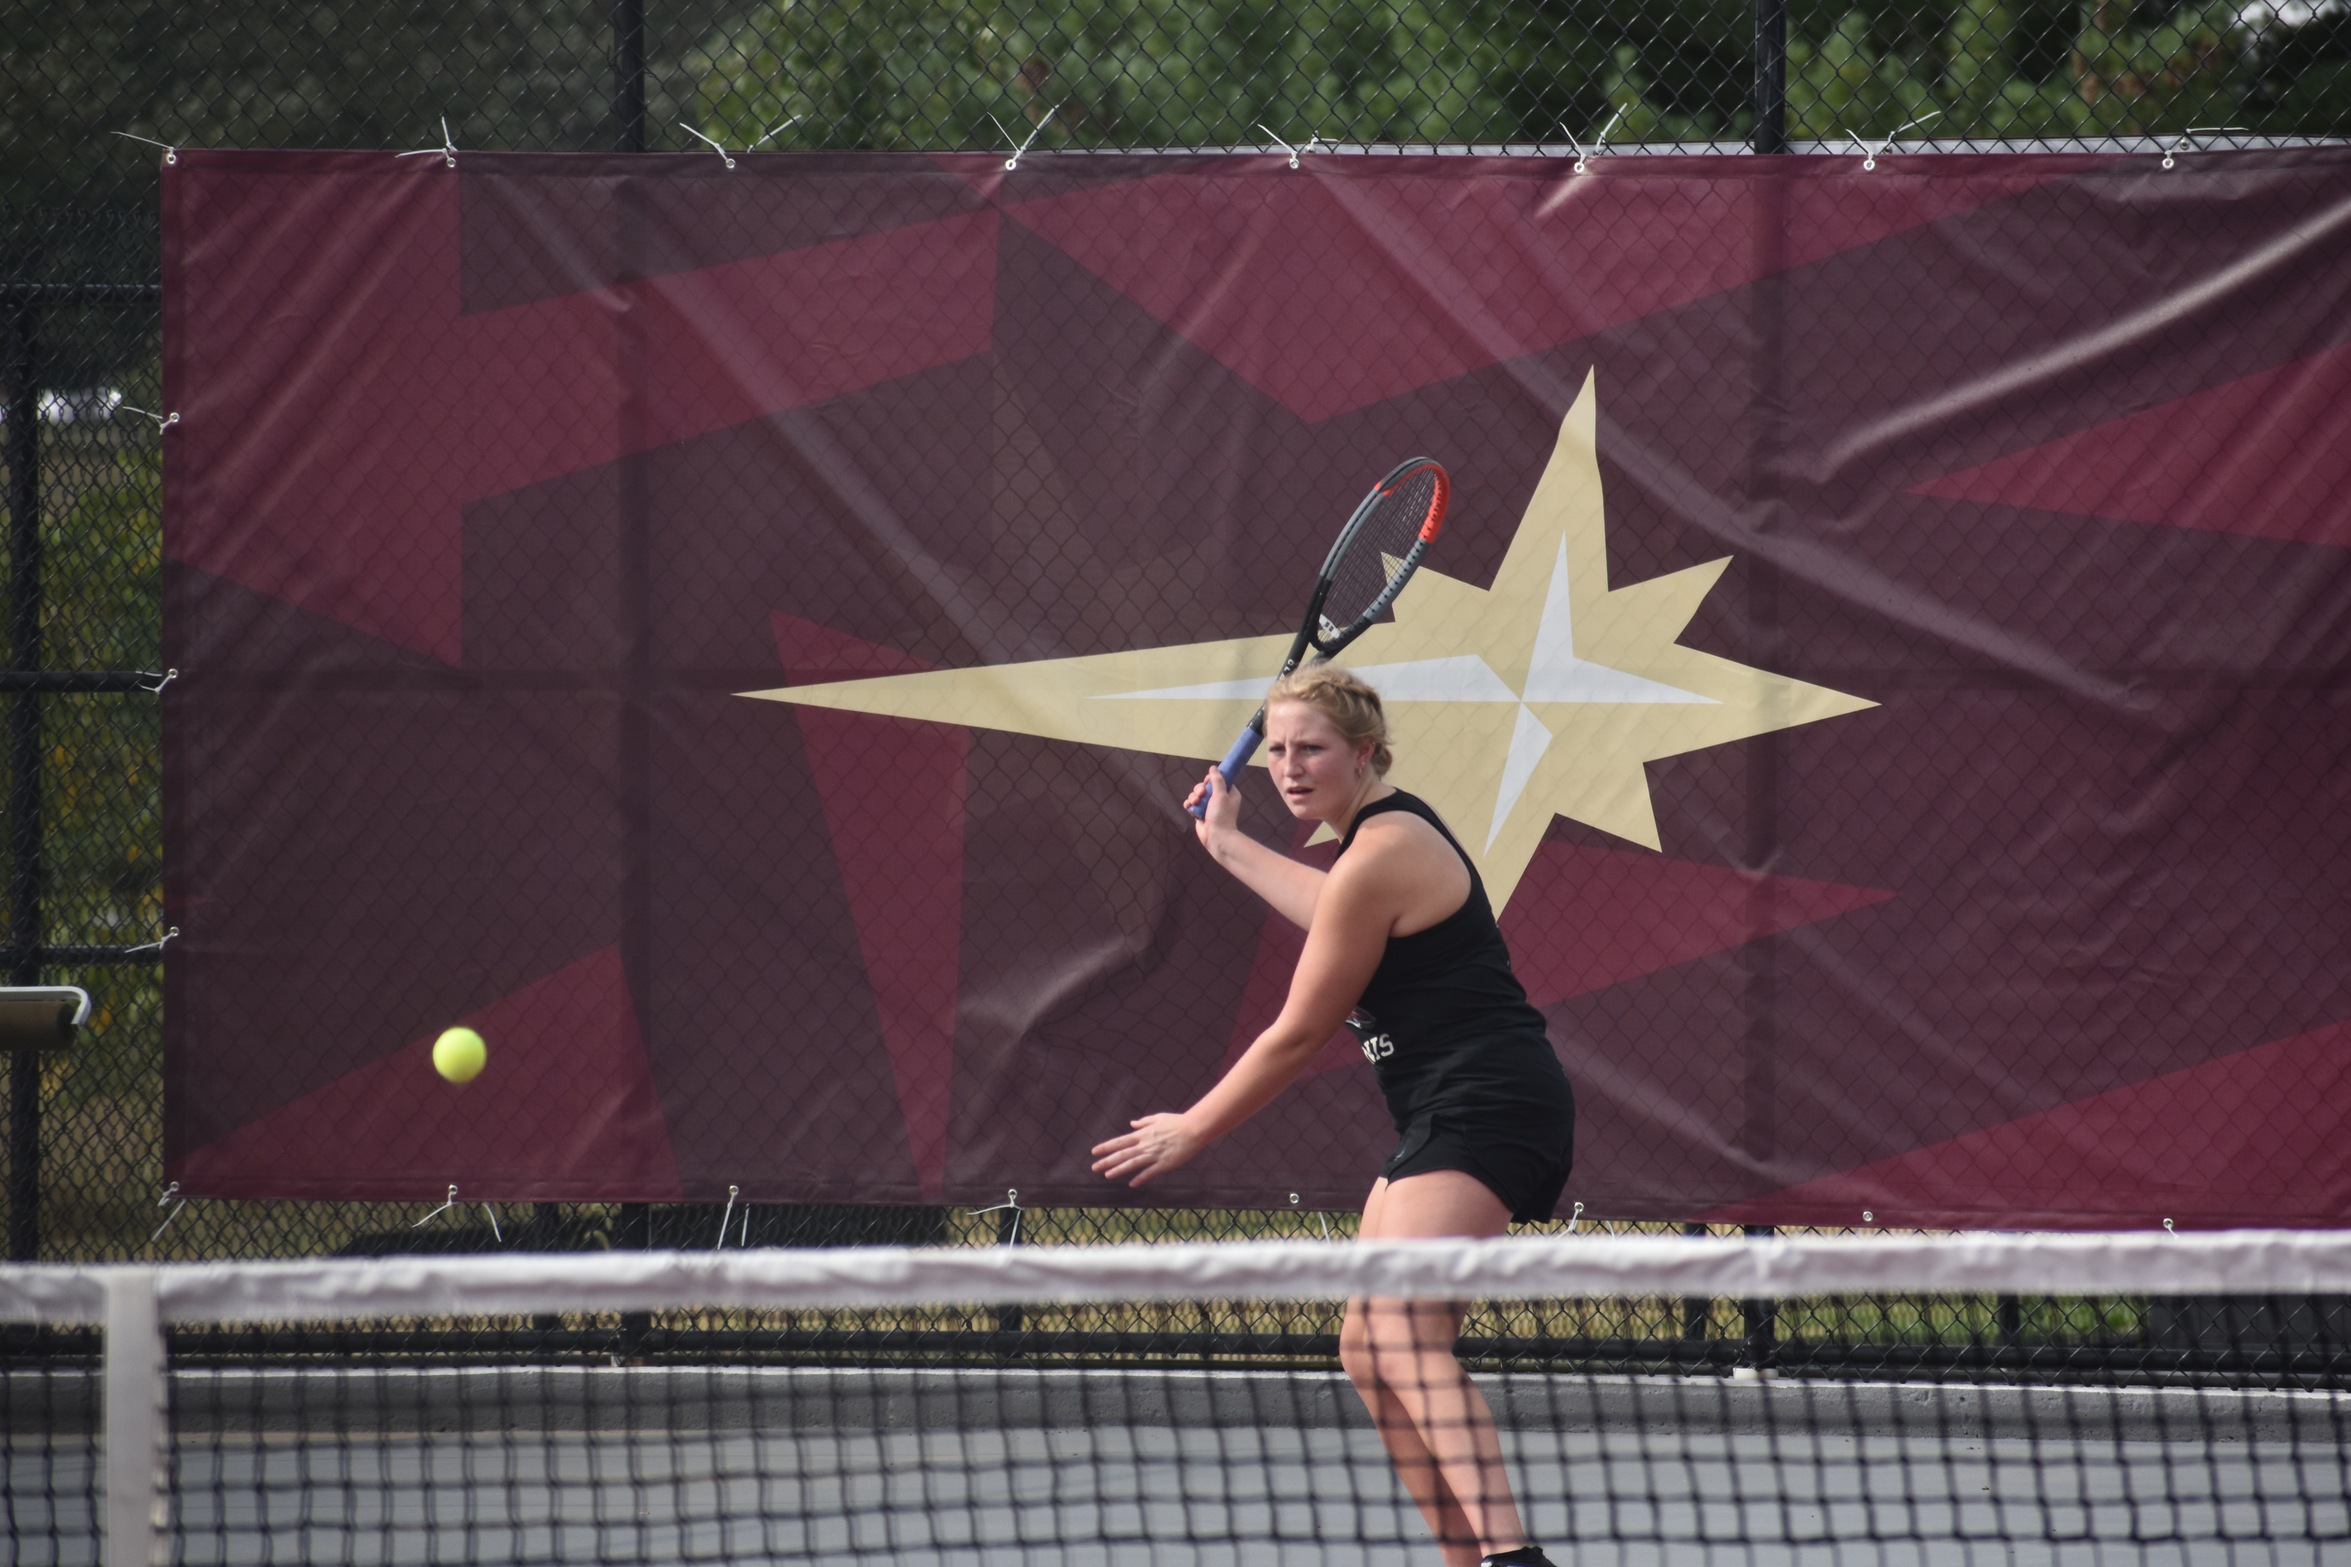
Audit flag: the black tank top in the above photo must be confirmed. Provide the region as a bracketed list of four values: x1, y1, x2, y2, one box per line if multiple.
[1339, 791, 1573, 1130]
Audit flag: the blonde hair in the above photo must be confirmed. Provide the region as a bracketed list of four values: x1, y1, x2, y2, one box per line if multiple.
[1266, 665, 1393, 776]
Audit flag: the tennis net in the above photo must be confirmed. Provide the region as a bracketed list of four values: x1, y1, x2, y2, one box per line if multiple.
[6, 1230, 2350, 1565]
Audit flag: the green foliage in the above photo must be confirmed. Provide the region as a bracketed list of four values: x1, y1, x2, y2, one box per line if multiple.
[2067, 0, 2249, 134]
[2256, 53, 2351, 130]
[1787, 10, 1941, 138]
[1600, 41, 1749, 142]
[1, 0, 768, 208]
[0, 375, 167, 1260]
[1942, 0, 2078, 138]
[2244, 9, 2351, 132]
[689, 0, 1603, 149]
[689, 0, 2286, 152]
[14, 419, 165, 1009]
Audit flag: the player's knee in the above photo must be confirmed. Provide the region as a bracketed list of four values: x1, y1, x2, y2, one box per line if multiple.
[1342, 1299, 1428, 1386]
[1338, 1308, 1381, 1391]
[1340, 1302, 1421, 1390]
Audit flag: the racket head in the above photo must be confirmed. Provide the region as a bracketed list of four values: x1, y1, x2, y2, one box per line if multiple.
[1311, 457, 1449, 651]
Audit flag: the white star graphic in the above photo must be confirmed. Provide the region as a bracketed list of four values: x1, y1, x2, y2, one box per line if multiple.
[746, 371, 1873, 909]
[1108, 541, 1713, 846]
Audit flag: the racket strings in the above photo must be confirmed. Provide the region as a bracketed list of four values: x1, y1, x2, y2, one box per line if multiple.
[1322, 467, 1441, 634]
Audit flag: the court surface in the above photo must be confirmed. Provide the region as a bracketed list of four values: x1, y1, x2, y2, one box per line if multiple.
[13, 1369, 2345, 1565]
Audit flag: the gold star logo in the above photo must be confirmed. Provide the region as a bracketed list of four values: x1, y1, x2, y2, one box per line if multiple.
[744, 372, 1874, 909]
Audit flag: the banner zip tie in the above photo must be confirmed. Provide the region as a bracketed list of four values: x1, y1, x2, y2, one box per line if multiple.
[125, 924, 178, 956]
[120, 405, 179, 432]
[141, 669, 177, 695]
[993, 104, 1060, 171]
[148, 1181, 186, 1244]
[1851, 110, 1940, 171]
[483, 1205, 502, 1242]
[748, 116, 801, 150]
[716, 1184, 739, 1250]
[396, 117, 458, 169]
[679, 124, 736, 170]
[972, 1187, 1022, 1244]
[413, 1184, 458, 1227]
[2157, 128, 2245, 169]
[1563, 1200, 1586, 1233]
[112, 131, 179, 166]
[1255, 125, 1326, 171]
[1562, 105, 1625, 174]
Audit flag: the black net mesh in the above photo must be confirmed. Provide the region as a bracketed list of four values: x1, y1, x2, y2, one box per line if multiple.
[6, 1237, 2350, 1564]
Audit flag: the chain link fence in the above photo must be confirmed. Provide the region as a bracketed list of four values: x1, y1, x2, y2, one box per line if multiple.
[5, 4, 2349, 1385]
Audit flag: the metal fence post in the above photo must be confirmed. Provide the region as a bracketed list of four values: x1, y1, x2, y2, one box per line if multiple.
[617, 1202, 651, 1358]
[613, 0, 647, 153]
[4, 295, 44, 1263]
[1739, 138, 1788, 1251]
[1736, 133, 1790, 1367]
[1753, 0, 1790, 153]
[1741, 1224, 1779, 1370]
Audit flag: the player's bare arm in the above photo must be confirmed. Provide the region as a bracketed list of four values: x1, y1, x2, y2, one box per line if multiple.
[1090, 843, 1401, 1185]
[1183, 766, 1327, 929]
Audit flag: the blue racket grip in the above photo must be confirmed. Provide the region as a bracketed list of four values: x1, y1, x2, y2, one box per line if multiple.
[1188, 726, 1264, 819]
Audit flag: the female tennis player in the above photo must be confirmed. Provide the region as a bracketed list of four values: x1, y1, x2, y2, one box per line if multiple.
[1091, 665, 1574, 1567]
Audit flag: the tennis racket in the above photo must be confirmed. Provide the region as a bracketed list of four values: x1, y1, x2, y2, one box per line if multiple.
[1189, 456, 1450, 818]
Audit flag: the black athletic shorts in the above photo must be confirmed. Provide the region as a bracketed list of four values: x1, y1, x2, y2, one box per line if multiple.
[1379, 1101, 1575, 1224]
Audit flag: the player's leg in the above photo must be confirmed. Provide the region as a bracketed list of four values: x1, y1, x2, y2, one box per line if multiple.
[1341, 1170, 1527, 1566]
[1342, 1179, 1478, 1563]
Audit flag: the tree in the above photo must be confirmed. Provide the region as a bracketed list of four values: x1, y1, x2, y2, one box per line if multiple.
[686, 0, 2329, 153]
[688, 0, 1588, 150]
[2068, 0, 2248, 134]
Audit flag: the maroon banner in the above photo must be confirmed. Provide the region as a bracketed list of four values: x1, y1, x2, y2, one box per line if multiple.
[162, 149, 2351, 1227]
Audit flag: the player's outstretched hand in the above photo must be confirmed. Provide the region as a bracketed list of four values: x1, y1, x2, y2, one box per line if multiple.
[1091, 1113, 1205, 1187]
[1184, 768, 1240, 846]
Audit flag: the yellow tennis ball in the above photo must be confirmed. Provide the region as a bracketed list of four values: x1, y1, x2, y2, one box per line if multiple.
[432, 1026, 487, 1084]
